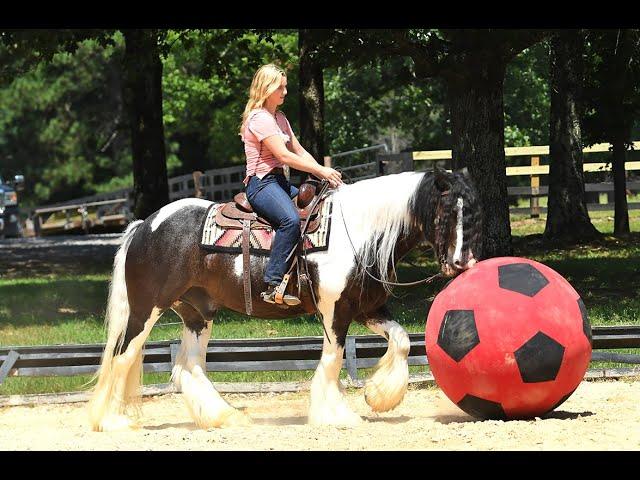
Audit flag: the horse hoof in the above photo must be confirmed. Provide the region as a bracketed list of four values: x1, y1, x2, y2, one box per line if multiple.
[364, 376, 407, 413]
[96, 414, 136, 432]
[338, 408, 364, 427]
[308, 407, 364, 427]
[222, 409, 253, 427]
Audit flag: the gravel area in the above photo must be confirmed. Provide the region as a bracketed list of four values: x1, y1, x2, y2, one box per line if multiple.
[0, 234, 121, 277]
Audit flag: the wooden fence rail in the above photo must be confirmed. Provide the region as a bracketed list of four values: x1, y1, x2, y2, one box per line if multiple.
[2, 326, 639, 386]
[413, 141, 640, 217]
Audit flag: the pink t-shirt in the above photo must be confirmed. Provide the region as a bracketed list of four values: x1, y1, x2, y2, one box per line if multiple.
[242, 108, 295, 184]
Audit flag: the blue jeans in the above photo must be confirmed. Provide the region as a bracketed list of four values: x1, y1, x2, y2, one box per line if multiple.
[246, 173, 300, 286]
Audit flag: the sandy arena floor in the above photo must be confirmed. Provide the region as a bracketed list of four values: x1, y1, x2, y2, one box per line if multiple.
[1, 380, 639, 451]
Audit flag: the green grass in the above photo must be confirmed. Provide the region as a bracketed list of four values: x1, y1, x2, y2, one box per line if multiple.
[0, 275, 111, 346]
[511, 209, 640, 236]
[0, 275, 379, 348]
[1, 211, 638, 395]
[514, 192, 640, 210]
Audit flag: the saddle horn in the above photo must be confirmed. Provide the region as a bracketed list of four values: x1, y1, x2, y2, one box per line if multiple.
[297, 175, 320, 209]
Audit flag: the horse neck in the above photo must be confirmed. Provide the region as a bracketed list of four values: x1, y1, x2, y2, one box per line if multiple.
[336, 173, 423, 243]
[336, 172, 427, 290]
[393, 229, 424, 262]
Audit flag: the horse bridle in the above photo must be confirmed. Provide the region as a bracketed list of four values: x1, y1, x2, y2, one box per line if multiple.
[291, 177, 446, 343]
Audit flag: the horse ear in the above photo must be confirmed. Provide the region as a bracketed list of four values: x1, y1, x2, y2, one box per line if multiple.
[433, 165, 451, 192]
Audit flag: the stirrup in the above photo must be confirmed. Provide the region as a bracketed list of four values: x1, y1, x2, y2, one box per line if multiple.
[261, 278, 301, 306]
[260, 289, 301, 306]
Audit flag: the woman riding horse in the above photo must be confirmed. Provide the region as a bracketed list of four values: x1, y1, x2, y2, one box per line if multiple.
[87, 166, 481, 431]
[240, 64, 343, 305]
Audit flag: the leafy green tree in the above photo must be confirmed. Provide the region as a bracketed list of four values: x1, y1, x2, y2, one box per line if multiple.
[0, 28, 171, 218]
[504, 41, 550, 147]
[0, 33, 130, 206]
[382, 29, 546, 258]
[583, 29, 640, 236]
[161, 29, 298, 171]
[324, 60, 449, 154]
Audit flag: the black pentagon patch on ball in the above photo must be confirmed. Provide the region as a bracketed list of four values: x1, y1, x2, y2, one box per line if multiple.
[438, 310, 480, 362]
[498, 263, 549, 297]
[577, 298, 592, 344]
[457, 394, 507, 420]
[515, 331, 565, 383]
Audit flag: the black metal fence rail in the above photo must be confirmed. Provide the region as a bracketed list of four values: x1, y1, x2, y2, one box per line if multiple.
[1, 326, 639, 386]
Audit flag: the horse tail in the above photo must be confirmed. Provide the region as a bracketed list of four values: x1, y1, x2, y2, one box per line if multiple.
[87, 219, 143, 430]
[103, 220, 143, 358]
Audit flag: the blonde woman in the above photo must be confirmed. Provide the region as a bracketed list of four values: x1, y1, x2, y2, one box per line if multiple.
[240, 64, 343, 305]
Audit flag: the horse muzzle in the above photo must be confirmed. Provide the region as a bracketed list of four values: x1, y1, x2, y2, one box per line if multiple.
[442, 255, 477, 277]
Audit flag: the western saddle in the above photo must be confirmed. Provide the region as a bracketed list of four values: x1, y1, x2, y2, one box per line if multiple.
[212, 178, 329, 315]
[213, 179, 325, 233]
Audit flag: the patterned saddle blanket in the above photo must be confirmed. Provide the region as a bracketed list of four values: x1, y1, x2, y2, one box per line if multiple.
[200, 196, 333, 255]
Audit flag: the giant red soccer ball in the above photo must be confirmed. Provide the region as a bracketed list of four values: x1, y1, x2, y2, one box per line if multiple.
[425, 257, 592, 420]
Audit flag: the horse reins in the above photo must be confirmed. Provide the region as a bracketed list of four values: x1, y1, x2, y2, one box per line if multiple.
[279, 176, 444, 344]
[337, 196, 444, 288]
[278, 179, 333, 342]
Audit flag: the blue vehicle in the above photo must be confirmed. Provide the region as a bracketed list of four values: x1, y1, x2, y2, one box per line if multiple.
[0, 174, 24, 238]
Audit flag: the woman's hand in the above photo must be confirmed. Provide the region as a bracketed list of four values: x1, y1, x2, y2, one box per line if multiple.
[316, 166, 344, 188]
[264, 135, 344, 188]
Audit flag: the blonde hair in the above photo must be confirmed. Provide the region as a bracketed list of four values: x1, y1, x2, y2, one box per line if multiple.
[239, 64, 287, 137]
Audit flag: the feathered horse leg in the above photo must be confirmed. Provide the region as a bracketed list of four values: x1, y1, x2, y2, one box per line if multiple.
[363, 307, 410, 413]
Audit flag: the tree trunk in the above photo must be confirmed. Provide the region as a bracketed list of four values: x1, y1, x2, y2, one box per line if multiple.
[174, 131, 209, 174]
[612, 133, 630, 235]
[122, 29, 169, 220]
[298, 29, 325, 166]
[446, 58, 512, 259]
[609, 30, 632, 237]
[545, 31, 600, 241]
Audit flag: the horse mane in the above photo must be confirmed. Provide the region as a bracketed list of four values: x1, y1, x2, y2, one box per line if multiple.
[333, 171, 428, 292]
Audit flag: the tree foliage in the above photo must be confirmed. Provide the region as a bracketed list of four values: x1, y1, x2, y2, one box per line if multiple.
[0, 28, 559, 211]
[504, 40, 550, 146]
[162, 29, 299, 172]
[582, 29, 640, 148]
[325, 60, 449, 153]
[0, 34, 129, 205]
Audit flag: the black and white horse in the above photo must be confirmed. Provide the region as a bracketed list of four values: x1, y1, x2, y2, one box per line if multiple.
[88, 168, 482, 431]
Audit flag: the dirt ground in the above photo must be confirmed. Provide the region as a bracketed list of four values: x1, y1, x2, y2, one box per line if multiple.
[1, 380, 639, 451]
[0, 234, 119, 278]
